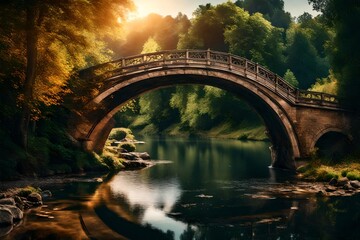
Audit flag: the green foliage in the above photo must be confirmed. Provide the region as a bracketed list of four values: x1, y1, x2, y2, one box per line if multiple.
[112, 13, 190, 57]
[309, 0, 360, 113]
[16, 186, 40, 197]
[236, 0, 291, 29]
[346, 172, 360, 181]
[141, 37, 161, 53]
[137, 88, 179, 131]
[316, 169, 338, 182]
[286, 28, 329, 88]
[283, 69, 299, 87]
[101, 155, 123, 171]
[310, 71, 338, 94]
[119, 142, 136, 152]
[109, 129, 127, 141]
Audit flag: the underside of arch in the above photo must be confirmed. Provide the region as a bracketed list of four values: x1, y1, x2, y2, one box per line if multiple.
[73, 70, 301, 170]
[311, 128, 353, 160]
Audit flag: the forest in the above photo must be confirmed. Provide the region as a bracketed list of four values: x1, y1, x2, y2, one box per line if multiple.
[0, 0, 359, 179]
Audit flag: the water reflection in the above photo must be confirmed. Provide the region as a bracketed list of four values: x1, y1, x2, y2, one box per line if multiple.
[109, 172, 188, 239]
[2, 137, 360, 240]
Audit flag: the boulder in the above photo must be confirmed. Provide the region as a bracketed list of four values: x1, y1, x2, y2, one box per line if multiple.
[329, 178, 338, 186]
[138, 152, 151, 160]
[337, 177, 349, 187]
[0, 208, 13, 226]
[350, 180, 360, 189]
[0, 198, 15, 206]
[122, 161, 148, 170]
[0, 225, 13, 238]
[0, 205, 23, 220]
[13, 196, 24, 211]
[27, 193, 42, 206]
[119, 152, 141, 161]
[41, 190, 52, 198]
[325, 186, 337, 192]
[343, 183, 354, 191]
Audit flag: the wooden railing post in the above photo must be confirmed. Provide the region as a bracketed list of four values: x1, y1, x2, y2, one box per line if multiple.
[206, 49, 211, 65]
[228, 54, 232, 70]
[163, 52, 167, 65]
[185, 49, 189, 64]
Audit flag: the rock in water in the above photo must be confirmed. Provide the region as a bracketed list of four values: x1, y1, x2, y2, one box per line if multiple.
[0, 205, 23, 220]
[343, 183, 354, 191]
[138, 152, 151, 160]
[0, 208, 13, 226]
[350, 180, 360, 189]
[0, 198, 15, 206]
[0, 225, 13, 238]
[41, 190, 52, 198]
[337, 177, 349, 187]
[27, 193, 42, 206]
[325, 186, 337, 192]
[329, 178, 338, 186]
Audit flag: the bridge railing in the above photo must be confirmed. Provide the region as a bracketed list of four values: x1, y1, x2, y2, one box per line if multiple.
[87, 50, 339, 108]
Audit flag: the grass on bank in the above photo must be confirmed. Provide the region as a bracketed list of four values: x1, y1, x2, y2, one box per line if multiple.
[297, 158, 360, 182]
[130, 117, 268, 141]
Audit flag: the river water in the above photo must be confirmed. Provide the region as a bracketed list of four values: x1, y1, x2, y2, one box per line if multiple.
[2, 137, 360, 239]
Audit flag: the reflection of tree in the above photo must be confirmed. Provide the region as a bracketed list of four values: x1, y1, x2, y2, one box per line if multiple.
[180, 225, 196, 240]
[140, 137, 271, 190]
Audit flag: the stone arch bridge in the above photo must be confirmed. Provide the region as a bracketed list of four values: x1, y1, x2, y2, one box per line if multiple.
[68, 50, 354, 169]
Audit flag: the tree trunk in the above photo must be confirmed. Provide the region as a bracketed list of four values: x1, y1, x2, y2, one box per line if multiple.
[18, 1, 39, 150]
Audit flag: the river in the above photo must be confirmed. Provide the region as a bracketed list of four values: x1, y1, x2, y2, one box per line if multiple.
[2, 137, 360, 239]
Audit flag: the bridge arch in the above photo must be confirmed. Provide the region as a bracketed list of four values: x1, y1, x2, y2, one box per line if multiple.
[69, 50, 346, 170]
[311, 128, 353, 160]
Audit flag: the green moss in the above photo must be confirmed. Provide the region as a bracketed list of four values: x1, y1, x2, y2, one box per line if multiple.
[346, 172, 360, 181]
[119, 142, 136, 152]
[297, 158, 360, 182]
[315, 170, 338, 182]
[16, 186, 40, 197]
[108, 128, 134, 140]
[101, 155, 124, 171]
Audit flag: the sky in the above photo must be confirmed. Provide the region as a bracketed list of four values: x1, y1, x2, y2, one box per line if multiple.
[130, 0, 319, 20]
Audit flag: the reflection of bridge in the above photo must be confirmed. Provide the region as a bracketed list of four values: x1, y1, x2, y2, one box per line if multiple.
[69, 50, 354, 169]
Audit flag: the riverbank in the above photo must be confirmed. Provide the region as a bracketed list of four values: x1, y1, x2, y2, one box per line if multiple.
[131, 121, 268, 141]
[297, 159, 360, 182]
[296, 158, 360, 196]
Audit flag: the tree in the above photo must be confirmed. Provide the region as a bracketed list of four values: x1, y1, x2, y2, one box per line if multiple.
[236, 0, 291, 29]
[297, 12, 313, 24]
[178, 2, 241, 51]
[286, 28, 328, 89]
[0, 0, 133, 149]
[110, 13, 190, 57]
[141, 37, 161, 53]
[283, 69, 299, 87]
[308, 0, 360, 111]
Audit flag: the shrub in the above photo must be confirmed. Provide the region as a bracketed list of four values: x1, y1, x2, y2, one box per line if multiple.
[109, 128, 134, 141]
[346, 172, 360, 181]
[315, 170, 338, 182]
[119, 142, 136, 152]
[101, 155, 123, 171]
[109, 129, 127, 140]
[17, 186, 40, 197]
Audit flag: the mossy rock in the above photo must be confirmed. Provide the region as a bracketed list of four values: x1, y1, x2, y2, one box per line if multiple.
[118, 142, 136, 152]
